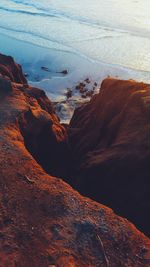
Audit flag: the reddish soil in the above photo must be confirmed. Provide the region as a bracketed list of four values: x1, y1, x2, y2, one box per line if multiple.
[0, 54, 150, 266]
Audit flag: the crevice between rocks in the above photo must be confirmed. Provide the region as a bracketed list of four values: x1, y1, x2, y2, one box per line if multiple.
[17, 108, 74, 184]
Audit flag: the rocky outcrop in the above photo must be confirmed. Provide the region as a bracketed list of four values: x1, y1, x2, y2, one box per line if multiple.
[0, 55, 150, 266]
[69, 78, 150, 237]
[17, 85, 70, 179]
[0, 55, 70, 180]
[0, 53, 27, 84]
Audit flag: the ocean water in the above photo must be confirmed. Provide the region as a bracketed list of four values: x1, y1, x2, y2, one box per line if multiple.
[0, 0, 150, 121]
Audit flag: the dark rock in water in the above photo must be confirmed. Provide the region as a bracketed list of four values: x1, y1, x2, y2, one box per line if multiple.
[56, 69, 68, 75]
[65, 88, 72, 99]
[75, 82, 87, 97]
[41, 66, 50, 72]
[85, 78, 91, 84]
[60, 69, 68, 75]
[0, 54, 149, 266]
[68, 77, 150, 237]
[81, 94, 87, 98]
[85, 89, 95, 98]
[75, 80, 97, 99]
[0, 53, 27, 84]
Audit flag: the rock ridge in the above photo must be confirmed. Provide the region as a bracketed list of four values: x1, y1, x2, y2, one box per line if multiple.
[68, 78, 150, 237]
[0, 54, 150, 266]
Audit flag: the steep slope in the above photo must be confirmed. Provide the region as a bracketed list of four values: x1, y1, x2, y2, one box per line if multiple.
[69, 78, 150, 236]
[0, 53, 27, 84]
[0, 55, 150, 266]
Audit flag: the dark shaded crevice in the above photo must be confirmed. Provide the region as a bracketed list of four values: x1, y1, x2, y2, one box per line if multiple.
[73, 159, 150, 237]
[17, 107, 150, 238]
[18, 109, 150, 237]
[17, 109, 73, 182]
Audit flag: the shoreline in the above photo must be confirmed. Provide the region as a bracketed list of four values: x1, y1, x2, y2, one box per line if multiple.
[1, 30, 150, 86]
[0, 31, 150, 122]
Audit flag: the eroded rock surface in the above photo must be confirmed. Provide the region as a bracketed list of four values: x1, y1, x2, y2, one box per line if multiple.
[0, 54, 150, 266]
[0, 53, 27, 84]
[69, 78, 150, 236]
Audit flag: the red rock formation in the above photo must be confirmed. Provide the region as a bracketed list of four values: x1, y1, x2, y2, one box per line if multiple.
[69, 78, 150, 237]
[17, 85, 70, 179]
[0, 55, 150, 266]
[0, 79, 150, 267]
[0, 53, 27, 84]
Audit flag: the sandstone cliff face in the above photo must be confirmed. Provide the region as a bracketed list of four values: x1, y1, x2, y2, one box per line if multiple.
[0, 53, 27, 84]
[0, 54, 150, 266]
[69, 78, 150, 237]
[17, 85, 70, 179]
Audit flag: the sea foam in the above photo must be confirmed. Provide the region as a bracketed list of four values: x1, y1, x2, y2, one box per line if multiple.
[0, 0, 150, 121]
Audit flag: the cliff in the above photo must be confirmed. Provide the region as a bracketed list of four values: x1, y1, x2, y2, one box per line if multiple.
[69, 78, 150, 237]
[0, 54, 150, 266]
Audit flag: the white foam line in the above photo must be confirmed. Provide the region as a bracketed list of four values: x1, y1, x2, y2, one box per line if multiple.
[0, 27, 150, 79]
[2, 0, 150, 40]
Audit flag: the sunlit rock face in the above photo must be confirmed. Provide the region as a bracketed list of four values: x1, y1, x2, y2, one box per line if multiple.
[0, 53, 69, 178]
[0, 54, 150, 267]
[17, 85, 70, 179]
[69, 78, 150, 236]
[0, 53, 27, 84]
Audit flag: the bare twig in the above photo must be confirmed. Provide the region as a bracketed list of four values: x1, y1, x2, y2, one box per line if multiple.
[24, 175, 34, 184]
[96, 234, 110, 267]
[18, 174, 34, 184]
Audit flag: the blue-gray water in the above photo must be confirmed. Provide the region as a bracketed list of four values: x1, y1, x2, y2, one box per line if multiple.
[0, 0, 150, 121]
